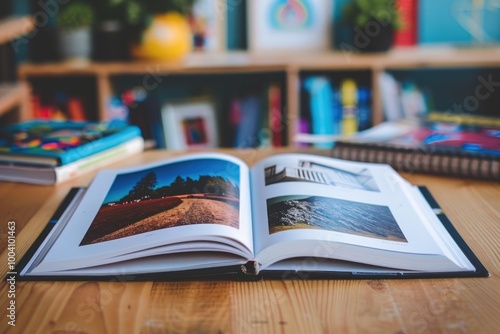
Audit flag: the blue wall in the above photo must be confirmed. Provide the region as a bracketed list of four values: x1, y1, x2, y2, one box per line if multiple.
[419, 0, 500, 45]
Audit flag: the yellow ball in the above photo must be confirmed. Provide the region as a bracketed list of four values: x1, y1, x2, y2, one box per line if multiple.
[139, 12, 192, 60]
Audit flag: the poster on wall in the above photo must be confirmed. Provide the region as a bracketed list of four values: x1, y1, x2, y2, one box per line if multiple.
[248, 0, 333, 52]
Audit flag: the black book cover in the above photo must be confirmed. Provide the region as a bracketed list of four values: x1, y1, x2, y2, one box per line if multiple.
[13, 187, 489, 281]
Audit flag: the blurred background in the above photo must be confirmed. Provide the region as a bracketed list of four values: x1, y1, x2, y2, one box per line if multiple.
[1, 0, 499, 149]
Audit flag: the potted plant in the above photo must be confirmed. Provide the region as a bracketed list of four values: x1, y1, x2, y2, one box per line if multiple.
[341, 0, 402, 53]
[56, 1, 95, 60]
[131, 0, 197, 60]
[89, 0, 143, 61]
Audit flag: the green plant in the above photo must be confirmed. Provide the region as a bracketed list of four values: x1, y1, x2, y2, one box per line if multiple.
[56, 1, 95, 30]
[124, 0, 197, 43]
[142, 0, 197, 15]
[89, 0, 142, 25]
[341, 0, 402, 30]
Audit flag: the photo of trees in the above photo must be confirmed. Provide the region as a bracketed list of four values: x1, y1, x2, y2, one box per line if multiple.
[80, 158, 240, 245]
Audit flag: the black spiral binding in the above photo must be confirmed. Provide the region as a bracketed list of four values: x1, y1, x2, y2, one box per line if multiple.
[331, 142, 499, 181]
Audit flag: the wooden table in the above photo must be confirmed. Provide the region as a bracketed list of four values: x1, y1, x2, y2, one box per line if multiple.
[1, 149, 499, 333]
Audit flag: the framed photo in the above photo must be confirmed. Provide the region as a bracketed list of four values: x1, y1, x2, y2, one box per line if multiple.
[247, 0, 332, 52]
[161, 100, 218, 150]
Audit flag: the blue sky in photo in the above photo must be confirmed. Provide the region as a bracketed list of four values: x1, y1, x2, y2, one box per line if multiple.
[102, 158, 240, 203]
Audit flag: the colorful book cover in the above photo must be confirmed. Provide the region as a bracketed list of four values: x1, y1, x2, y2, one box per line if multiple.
[394, 122, 500, 157]
[348, 119, 500, 157]
[0, 120, 142, 166]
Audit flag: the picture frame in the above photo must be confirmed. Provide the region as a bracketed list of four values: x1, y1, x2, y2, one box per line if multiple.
[161, 99, 218, 151]
[247, 0, 333, 52]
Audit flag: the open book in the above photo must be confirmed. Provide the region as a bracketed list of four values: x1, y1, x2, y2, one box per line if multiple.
[17, 152, 488, 280]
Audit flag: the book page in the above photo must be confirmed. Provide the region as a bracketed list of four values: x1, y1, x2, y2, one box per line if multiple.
[250, 153, 465, 271]
[31, 153, 254, 274]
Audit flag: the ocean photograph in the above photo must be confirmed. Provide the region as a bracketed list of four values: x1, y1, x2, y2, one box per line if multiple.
[267, 195, 407, 242]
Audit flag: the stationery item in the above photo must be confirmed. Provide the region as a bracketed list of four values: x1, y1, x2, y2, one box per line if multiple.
[331, 119, 500, 180]
[15, 152, 488, 281]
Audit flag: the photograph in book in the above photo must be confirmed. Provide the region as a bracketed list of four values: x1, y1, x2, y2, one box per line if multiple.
[80, 158, 241, 245]
[264, 160, 380, 192]
[266, 195, 407, 242]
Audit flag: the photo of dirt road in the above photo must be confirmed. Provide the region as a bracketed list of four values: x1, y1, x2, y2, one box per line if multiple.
[79, 158, 241, 245]
[81, 195, 239, 245]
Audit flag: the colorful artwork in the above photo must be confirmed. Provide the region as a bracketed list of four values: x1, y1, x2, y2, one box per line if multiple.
[270, 0, 313, 30]
[183, 117, 208, 145]
[248, 0, 331, 52]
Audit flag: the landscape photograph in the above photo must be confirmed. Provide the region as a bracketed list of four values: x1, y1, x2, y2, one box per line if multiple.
[267, 195, 407, 242]
[80, 158, 240, 245]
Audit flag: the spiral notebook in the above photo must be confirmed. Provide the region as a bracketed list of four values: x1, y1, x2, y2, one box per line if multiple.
[331, 120, 500, 180]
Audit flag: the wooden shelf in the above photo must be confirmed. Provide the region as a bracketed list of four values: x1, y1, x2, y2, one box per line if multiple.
[0, 16, 35, 122]
[17, 46, 500, 146]
[0, 83, 29, 119]
[0, 16, 34, 45]
[19, 46, 500, 76]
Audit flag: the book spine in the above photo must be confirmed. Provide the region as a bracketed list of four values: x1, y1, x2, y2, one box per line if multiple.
[331, 142, 500, 180]
[58, 126, 142, 165]
[394, 0, 418, 46]
[55, 137, 144, 184]
[304, 77, 335, 149]
[268, 83, 283, 147]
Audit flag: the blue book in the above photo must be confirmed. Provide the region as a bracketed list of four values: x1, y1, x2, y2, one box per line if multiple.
[0, 120, 141, 167]
[304, 77, 335, 148]
[234, 96, 262, 148]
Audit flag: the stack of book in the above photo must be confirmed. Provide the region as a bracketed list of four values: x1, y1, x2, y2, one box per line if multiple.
[0, 120, 144, 185]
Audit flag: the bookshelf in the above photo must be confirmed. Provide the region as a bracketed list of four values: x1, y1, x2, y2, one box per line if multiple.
[0, 16, 34, 120]
[17, 46, 500, 147]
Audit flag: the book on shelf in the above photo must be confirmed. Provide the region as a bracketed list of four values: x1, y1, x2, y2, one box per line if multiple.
[268, 83, 283, 148]
[394, 0, 418, 47]
[0, 120, 144, 185]
[331, 119, 500, 180]
[298, 76, 371, 148]
[231, 95, 263, 148]
[16, 152, 488, 281]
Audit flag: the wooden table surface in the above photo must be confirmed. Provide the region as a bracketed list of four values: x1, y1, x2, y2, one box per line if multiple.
[1, 149, 499, 333]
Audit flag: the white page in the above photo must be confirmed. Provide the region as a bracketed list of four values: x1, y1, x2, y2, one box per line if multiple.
[33, 153, 254, 273]
[250, 153, 452, 266]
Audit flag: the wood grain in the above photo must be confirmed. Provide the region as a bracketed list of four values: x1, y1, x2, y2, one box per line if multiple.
[1, 149, 499, 333]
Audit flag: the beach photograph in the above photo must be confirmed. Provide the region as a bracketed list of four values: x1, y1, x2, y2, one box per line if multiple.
[267, 195, 406, 242]
[80, 158, 240, 245]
